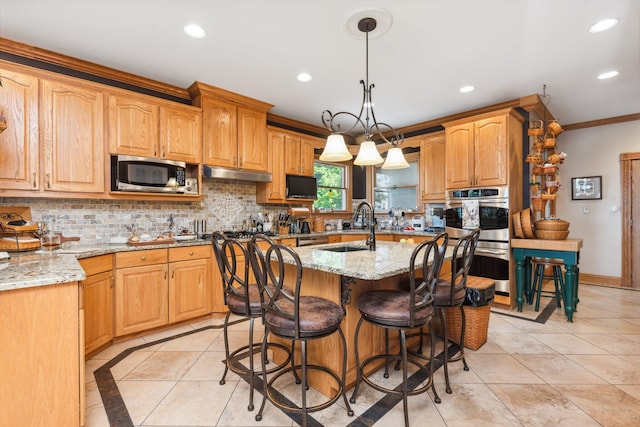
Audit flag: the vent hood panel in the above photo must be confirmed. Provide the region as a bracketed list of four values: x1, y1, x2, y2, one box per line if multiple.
[202, 165, 272, 182]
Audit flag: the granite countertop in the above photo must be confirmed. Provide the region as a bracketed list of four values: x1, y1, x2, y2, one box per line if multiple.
[288, 240, 454, 281]
[0, 230, 441, 293]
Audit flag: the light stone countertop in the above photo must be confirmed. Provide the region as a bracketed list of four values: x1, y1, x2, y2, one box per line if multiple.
[0, 230, 442, 292]
[288, 240, 454, 281]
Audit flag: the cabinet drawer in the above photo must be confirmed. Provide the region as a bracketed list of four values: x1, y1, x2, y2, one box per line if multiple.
[115, 249, 168, 268]
[79, 254, 113, 276]
[169, 245, 211, 262]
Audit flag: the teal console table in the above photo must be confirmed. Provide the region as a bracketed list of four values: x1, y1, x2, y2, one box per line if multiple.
[511, 238, 583, 322]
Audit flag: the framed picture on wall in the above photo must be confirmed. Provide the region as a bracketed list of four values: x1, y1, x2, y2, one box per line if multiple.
[571, 176, 602, 200]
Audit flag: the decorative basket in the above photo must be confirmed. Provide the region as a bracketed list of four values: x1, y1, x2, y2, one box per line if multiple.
[541, 193, 557, 200]
[441, 305, 491, 350]
[543, 136, 556, 148]
[531, 197, 545, 212]
[535, 219, 570, 231]
[531, 164, 544, 174]
[526, 154, 543, 164]
[543, 165, 557, 174]
[535, 230, 569, 240]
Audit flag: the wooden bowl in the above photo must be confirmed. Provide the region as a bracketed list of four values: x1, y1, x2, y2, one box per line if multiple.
[535, 230, 569, 240]
[535, 219, 570, 231]
[520, 208, 535, 238]
[512, 211, 524, 238]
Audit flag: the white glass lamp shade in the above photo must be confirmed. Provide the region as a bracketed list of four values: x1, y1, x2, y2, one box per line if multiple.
[354, 140, 384, 166]
[382, 147, 409, 169]
[319, 134, 353, 161]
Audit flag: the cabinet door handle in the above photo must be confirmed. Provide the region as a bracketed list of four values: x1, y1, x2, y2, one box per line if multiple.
[164, 267, 167, 280]
[141, 255, 146, 261]
[46, 173, 51, 189]
[172, 269, 175, 279]
[32, 172, 37, 188]
[189, 251, 194, 256]
[110, 274, 114, 288]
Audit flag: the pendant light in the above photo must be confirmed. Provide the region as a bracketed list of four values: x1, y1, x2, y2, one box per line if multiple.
[320, 16, 408, 169]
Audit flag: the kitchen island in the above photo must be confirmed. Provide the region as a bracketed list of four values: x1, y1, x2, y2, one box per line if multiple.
[270, 240, 454, 397]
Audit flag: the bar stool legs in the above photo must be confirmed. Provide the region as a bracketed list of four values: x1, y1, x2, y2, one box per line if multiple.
[531, 259, 565, 312]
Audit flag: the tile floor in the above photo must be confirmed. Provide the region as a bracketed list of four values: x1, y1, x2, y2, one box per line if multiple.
[84, 283, 640, 426]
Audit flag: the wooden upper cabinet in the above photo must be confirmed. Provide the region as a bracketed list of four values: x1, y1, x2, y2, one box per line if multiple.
[237, 107, 267, 171]
[159, 103, 202, 163]
[200, 96, 237, 167]
[444, 109, 522, 190]
[108, 93, 159, 157]
[418, 131, 446, 201]
[299, 137, 316, 176]
[257, 128, 287, 203]
[40, 78, 105, 193]
[109, 93, 201, 163]
[189, 82, 273, 171]
[284, 133, 302, 175]
[0, 66, 39, 191]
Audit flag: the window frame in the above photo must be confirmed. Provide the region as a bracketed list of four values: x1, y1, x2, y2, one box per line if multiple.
[313, 160, 352, 213]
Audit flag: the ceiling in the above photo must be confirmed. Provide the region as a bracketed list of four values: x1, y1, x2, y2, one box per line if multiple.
[1, 0, 638, 132]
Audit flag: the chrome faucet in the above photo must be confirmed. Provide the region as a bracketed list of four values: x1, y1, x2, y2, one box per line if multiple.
[354, 201, 376, 251]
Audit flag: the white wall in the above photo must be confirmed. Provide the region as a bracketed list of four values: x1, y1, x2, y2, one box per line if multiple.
[554, 120, 639, 278]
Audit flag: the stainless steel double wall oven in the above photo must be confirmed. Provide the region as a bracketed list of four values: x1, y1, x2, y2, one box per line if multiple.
[445, 186, 510, 295]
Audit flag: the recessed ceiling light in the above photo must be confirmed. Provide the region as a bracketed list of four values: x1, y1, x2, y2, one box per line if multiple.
[184, 24, 206, 39]
[597, 70, 619, 80]
[588, 18, 619, 33]
[297, 72, 312, 82]
[459, 85, 475, 93]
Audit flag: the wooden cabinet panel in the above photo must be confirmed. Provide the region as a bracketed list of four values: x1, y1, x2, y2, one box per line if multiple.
[115, 263, 168, 336]
[0, 282, 82, 426]
[0, 66, 39, 191]
[419, 132, 446, 201]
[445, 123, 474, 189]
[41, 78, 105, 193]
[237, 107, 267, 171]
[284, 133, 302, 175]
[299, 137, 316, 176]
[256, 128, 286, 203]
[169, 258, 210, 322]
[115, 248, 168, 268]
[82, 270, 113, 354]
[475, 115, 508, 187]
[108, 93, 159, 157]
[159, 104, 202, 163]
[201, 96, 238, 167]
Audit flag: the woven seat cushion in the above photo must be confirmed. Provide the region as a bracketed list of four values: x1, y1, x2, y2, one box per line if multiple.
[433, 279, 466, 307]
[356, 290, 433, 328]
[265, 296, 344, 339]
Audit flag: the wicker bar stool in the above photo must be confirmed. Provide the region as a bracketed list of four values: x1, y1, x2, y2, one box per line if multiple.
[350, 235, 447, 426]
[434, 227, 480, 394]
[211, 232, 292, 411]
[531, 258, 565, 312]
[248, 236, 353, 426]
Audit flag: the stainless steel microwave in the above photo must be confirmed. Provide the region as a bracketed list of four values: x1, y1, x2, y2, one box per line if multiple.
[110, 155, 198, 194]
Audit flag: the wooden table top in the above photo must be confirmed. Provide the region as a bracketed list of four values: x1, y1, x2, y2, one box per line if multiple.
[510, 238, 583, 252]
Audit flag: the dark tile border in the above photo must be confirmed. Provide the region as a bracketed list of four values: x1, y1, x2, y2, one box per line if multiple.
[94, 320, 457, 426]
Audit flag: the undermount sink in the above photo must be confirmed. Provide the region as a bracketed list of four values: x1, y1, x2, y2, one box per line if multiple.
[320, 246, 369, 253]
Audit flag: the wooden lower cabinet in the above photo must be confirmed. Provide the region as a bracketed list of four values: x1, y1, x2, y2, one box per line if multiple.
[79, 255, 114, 355]
[169, 246, 212, 322]
[0, 282, 83, 426]
[114, 246, 213, 337]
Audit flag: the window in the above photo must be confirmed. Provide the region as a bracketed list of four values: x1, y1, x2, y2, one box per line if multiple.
[313, 161, 348, 212]
[374, 154, 419, 213]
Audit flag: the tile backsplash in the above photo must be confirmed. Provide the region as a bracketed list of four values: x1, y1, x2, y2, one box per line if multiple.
[0, 180, 289, 243]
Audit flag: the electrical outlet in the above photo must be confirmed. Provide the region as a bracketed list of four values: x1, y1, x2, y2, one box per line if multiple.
[583, 207, 590, 214]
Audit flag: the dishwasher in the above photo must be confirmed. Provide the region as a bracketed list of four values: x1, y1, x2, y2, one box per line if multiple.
[296, 235, 330, 247]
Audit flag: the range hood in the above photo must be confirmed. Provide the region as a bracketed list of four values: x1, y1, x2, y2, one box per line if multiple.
[202, 165, 272, 182]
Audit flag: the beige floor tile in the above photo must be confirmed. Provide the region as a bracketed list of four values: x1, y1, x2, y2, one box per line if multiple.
[84, 403, 111, 427]
[123, 351, 201, 380]
[489, 332, 559, 354]
[215, 380, 293, 426]
[464, 353, 544, 384]
[576, 333, 640, 354]
[617, 384, 640, 400]
[142, 381, 231, 426]
[109, 350, 154, 381]
[117, 380, 176, 426]
[374, 394, 446, 427]
[531, 333, 609, 354]
[566, 354, 640, 384]
[554, 384, 640, 426]
[181, 350, 236, 382]
[90, 336, 147, 360]
[513, 354, 607, 385]
[431, 383, 521, 426]
[84, 380, 104, 409]
[489, 384, 600, 426]
[157, 328, 219, 352]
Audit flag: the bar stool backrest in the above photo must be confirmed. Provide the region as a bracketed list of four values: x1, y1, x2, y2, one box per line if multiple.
[211, 231, 251, 309]
[446, 228, 481, 301]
